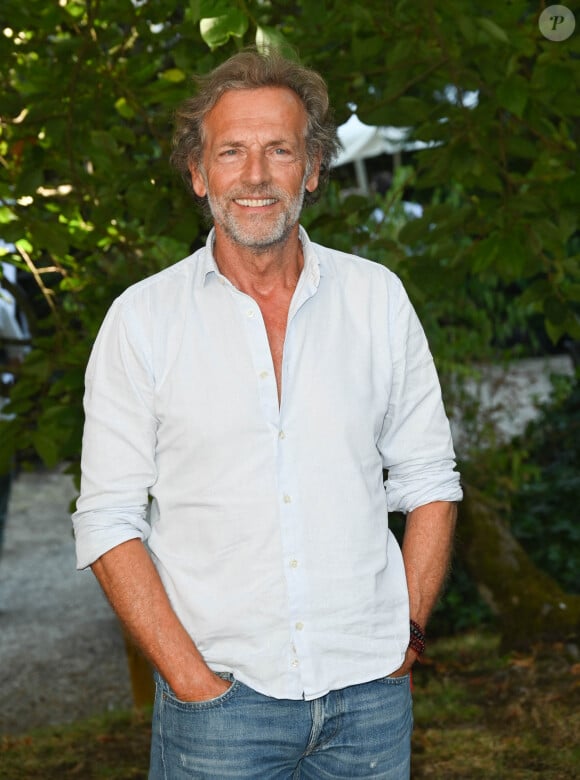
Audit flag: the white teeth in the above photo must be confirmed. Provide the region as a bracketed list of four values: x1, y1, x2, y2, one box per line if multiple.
[235, 198, 276, 207]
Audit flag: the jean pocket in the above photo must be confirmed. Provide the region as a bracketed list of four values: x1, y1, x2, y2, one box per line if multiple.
[159, 675, 240, 710]
[379, 673, 411, 686]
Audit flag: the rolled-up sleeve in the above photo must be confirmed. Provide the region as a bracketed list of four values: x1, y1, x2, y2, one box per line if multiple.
[379, 278, 462, 513]
[72, 294, 158, 569]
[73, 506, 151, 570]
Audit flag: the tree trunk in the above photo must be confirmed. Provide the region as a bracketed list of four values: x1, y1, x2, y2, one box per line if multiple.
[457, 482, 580, 650]
[122, 628, 155, 709]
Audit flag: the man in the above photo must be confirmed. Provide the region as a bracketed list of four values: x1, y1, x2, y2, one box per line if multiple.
[73, 50, 462, 779]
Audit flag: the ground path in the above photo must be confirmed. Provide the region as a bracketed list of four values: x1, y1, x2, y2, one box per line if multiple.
[0, 468, 133, 735]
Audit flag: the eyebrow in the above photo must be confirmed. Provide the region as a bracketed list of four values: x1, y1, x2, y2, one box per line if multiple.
[217, 138, 296, 149]
[217, 140, 245, 149]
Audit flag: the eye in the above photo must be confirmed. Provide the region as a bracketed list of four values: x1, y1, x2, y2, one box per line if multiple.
[275, 148, 289, 155]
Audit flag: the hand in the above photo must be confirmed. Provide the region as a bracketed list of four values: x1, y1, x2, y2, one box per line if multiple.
[172, 671, 232, 703]
[388, 647, 419, 678]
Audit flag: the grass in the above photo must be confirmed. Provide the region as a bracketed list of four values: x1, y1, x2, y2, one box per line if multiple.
[411, 633, 580, 779]
[1, 633, 578, 779]
[0, 710, 152, 779]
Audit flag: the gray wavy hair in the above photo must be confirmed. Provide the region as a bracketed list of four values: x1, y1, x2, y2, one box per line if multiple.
[170, 49, 340, 206]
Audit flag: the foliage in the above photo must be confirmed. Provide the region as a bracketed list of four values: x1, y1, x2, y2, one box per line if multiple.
[1, 634, 578, 779]
[509, 372, 580, 594]
[280, 0, 580, 349]
[1, 1, 579, 482]
[0, 0, 207, 473]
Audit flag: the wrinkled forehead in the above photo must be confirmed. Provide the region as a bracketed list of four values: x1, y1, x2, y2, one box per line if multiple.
[200, 86, 309, 147]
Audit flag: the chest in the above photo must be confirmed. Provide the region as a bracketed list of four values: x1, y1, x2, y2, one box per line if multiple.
[151, 282, 391, 447]
[255, 293, 293, 401]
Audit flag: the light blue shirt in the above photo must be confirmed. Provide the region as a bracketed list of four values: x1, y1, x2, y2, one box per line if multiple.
[73, 227, 462, 700]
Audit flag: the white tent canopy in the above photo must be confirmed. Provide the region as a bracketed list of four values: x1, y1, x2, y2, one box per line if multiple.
[332, 114, 429, 169]
[332, 87, 479, 192]
[332, 114, 433, 194]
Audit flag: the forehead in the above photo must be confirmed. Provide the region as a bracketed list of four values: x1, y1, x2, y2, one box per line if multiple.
[203, 86, 308, 143]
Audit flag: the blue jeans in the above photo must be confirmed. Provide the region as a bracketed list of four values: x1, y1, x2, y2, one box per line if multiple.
[149, 672, 412, 779]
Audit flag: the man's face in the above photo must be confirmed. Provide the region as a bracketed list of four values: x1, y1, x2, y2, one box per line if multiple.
[190, 87, 320, 251]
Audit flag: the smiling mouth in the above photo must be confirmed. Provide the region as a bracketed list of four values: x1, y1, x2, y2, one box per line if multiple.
[234, 198, 277, 207]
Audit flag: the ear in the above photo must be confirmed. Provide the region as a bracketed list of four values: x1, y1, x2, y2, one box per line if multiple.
[305, 155, 322, 193]
[189, 164, 207, 198]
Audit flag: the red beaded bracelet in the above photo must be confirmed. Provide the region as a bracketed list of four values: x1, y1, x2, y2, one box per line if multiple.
[409, 619, 426, 656]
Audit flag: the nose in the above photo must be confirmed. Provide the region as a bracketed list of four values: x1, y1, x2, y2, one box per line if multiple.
[242, 149, 271, 186]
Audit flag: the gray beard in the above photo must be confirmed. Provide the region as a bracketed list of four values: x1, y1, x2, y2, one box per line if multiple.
[206, 183, 306, 253]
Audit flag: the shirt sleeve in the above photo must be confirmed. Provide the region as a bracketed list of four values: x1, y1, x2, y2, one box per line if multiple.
[378, 276, 462, 514]
[72, 295, 157, 569]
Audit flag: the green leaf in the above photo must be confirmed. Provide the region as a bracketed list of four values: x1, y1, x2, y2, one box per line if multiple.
[564, 282, 580, 303]
[89, 130, 119, 156]
[189, 0, 201, 23]
[200, 9, 248, 50]
[199, 0, 232, 15]
[543, 295, 567, 325]
[497, 228, 530, 281]
[558, 211, 578, 243]
[31, 430, 61, 467]
[497, 75, 528, 118]
[256, 26, 296, 58]
[63, 0, 86, 20]
[0, 205, 17, 225]
[159, 68, 186, 84]
[15, 238, 33, 254]
[545, 317, 568, 345]
[114, 97, 135, 119]
[28, 221, 69, 258]
[477, 17, 510, 44]
[16, 166, 43, 195]
[519, 278, 551, 307]
[398, 216, 431, 245]
[472, 234, 502, 273]
[457, 14, 477, 44]
[361, 97, 429, 127]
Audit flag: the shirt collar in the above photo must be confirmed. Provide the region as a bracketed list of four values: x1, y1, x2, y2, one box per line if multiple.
[200, 226, 325, 288]
[200, 229, 221, 285]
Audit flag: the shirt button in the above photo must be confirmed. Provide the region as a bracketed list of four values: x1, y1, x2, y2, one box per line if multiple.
[290, 559, 298, 568]
[259, 370, 269, 379]
[278, 430, 286, 440]
[283, 494, 292, 504]
[295, 622, 304, 631]
[247, 309, 256, 318]
[291, 659, 299, 667]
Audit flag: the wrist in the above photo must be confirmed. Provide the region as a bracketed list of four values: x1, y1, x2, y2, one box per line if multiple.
[409, 619, 426, 656]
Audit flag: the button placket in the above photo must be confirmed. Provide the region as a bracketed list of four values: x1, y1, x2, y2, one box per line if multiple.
[278, 282, 319, 689]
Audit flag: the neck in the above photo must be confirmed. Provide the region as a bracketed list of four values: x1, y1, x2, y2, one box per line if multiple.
[212, 224, 304, 297]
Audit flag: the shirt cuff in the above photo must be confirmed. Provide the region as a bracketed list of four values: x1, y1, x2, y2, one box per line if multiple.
[72, 506, 151, 569]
